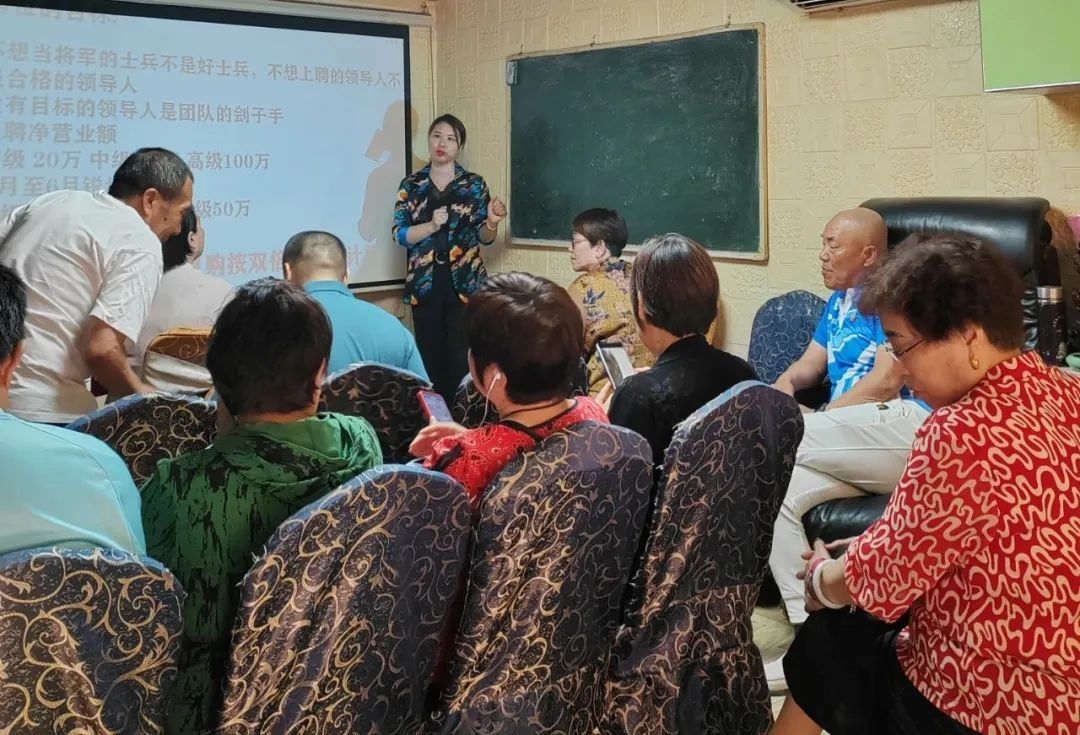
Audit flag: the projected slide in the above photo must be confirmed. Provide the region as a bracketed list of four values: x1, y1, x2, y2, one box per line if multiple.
[0, 2, 410, 287]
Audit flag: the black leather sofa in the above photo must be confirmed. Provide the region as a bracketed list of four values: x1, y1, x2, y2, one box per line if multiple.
[801, 196, 1055, 543]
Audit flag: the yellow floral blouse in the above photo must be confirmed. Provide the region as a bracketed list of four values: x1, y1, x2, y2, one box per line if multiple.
[566, 259, 655, 396]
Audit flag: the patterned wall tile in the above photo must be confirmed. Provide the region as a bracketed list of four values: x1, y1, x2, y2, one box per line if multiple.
[570, 7, 602, 46]
[457, 0, 480, 27]
[481, 0, 502, 22]
[768, 108, 802, 154]
[766, 20, 802, 66]
[889, 149, 935, 196]
[843, 101, 887, 151]
[801, 20, 839, 60]
[935, 96, 985, 153]
[884, 1, 931, 49]
[523, 16, 548, 52]
[988, 151, 1040, 196]
[933, 45, 983, 97]
[844, 152, 889, 199]
[769, 153, 806, 200]
[501, 19, 525, 56]
[986, 97, 1039, 152]
[502, 0, 526, 21]
[844, 50, 888, 101]
[769, 65, 804, 108]
[888, 47, 932, 99]
[658, 0, 692, 34]
[803, 57, 843, 103]
[930, 0, 980, 49]
[841, 9, 885, 57]
[887, 99, 934, 149]
[600, 2, 632, 42]
[805, 152, 842, 198]
[1040, 152, 1080, 203]
[802, 103, 842, 152]
[935, 153, 986, 197]
[630, 0, 660, 38]
[768, 200, 809, 253]
[1039, 94, 1080, 152]
[457, 64, 479, 99]
[549, 12, 574, 49]
[471, 19, 499, 60]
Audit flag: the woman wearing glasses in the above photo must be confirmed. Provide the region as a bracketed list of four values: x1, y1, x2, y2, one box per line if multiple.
[770, 234, 1080, 735]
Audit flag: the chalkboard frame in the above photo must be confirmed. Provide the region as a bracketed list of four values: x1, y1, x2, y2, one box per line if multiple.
[505, 24, 768, 262]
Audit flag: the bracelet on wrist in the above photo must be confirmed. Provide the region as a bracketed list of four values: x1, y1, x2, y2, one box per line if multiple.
[812, 559, 846, 610]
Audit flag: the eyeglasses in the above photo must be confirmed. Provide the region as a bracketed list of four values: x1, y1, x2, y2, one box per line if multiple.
[884, 339, 924, 359]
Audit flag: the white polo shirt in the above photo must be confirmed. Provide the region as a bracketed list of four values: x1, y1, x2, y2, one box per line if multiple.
[0, 190, 162, 423]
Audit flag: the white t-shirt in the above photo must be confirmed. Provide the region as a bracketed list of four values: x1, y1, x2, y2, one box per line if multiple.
[0, 190, 163, 423]
[131, 263, 233, 378]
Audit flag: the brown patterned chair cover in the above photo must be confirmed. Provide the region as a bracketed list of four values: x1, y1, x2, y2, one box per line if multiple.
[218, 465, 471, 735]
[434, 422, 653, 734]
[144, 327, 211, 365]
[319, 362, 433, 464]
[142, 327, 214, 395]
[0, 547, 185, 734]
[65, 392, 218, 487]
[604, 381, 804, 735]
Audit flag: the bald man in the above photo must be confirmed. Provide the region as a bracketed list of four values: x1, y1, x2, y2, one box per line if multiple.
[766, 209, 931, 680]
[282, 231, 427, 379]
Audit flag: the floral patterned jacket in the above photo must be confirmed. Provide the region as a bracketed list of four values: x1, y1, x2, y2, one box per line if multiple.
[393, 163, 492, 305]
[566, 259, 655, 396]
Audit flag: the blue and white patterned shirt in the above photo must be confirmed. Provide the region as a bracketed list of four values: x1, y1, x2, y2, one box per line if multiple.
[813, 289, 887, 402]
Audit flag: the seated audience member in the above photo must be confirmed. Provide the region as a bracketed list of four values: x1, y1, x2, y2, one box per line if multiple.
[132, 208, 232, 379]
[0, 264, 145, 556]
[283, 230, 428, 378]
[768, 208, 930, 635]
[0, 148, 194, 423]
[565, 208, 653, 396]
[770, 234, 1080, 735]
[140, 278, 382, 734]
[1046, 205, 1080, 351]
[604, 232, 756, 466]
[410, 272, 606, 504]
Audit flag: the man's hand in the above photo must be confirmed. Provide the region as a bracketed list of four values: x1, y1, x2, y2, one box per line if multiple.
[774, 375, 796, 397]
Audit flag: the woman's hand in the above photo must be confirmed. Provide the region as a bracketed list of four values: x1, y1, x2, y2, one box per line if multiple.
[409, 420, 466, 458]
[799, 539, 832, 613]
[596, 381, 615, 413]
[431, 206, 449, 230]
[487, 197, 507, 226]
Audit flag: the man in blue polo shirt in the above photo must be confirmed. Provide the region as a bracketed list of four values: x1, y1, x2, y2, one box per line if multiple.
[767, 208, 931, 634]
[282, 230, 428, 379]
[0, 264, 145, 556]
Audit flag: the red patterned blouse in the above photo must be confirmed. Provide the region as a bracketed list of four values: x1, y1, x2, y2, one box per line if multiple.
[425, 398, 609, 504]
[845, 352, 1080, 734]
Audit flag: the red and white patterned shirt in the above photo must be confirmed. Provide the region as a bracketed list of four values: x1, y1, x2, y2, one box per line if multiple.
[425, 398, 609, 504]
[846, 352, 1080, 735]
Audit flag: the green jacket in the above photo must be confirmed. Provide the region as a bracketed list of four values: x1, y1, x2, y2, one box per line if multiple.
[141, 412, 382, 734]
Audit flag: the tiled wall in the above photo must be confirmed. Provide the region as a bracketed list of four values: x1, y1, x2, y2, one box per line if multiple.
[431, 0, 1080, 356]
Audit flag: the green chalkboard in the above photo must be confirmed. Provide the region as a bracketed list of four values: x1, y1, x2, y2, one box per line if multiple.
[509, 27, 765, 259]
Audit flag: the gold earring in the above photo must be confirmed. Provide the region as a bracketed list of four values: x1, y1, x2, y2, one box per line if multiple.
[969, 354, 980, 371]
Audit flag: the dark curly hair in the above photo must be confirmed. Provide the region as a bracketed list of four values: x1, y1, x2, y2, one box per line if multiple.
[858, 232, 1025, 350]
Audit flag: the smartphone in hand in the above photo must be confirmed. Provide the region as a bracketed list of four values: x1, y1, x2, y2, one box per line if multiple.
[417, 389, 454, 423]
[597, 341, 636, 389]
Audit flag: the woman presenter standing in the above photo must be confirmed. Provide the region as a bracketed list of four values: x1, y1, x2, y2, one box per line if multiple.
[393, 114, 507, 400]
